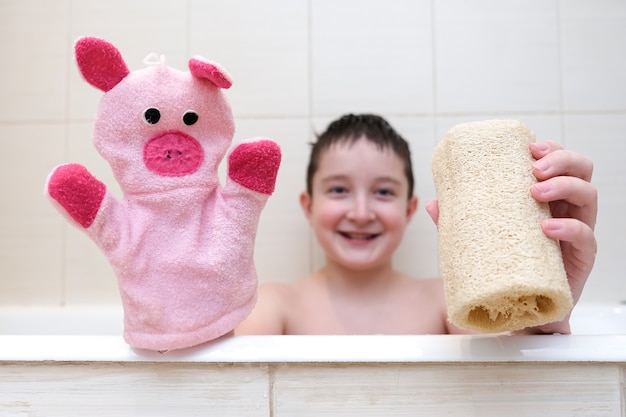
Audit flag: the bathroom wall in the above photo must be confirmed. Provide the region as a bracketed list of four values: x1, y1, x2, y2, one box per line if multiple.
[1, 0, 624, 306]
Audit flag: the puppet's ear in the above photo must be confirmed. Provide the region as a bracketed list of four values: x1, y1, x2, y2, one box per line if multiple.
[75, 37, 130, 92]
[188, 57, 232, 89]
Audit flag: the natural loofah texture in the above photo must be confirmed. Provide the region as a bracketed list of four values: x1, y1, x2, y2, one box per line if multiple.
[431, 120, 573, 333]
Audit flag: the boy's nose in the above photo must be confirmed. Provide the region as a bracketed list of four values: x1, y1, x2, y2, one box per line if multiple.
[347, 196, 375, 223]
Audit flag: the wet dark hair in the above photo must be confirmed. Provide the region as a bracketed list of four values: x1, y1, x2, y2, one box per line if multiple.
[306, 114, 414, 199]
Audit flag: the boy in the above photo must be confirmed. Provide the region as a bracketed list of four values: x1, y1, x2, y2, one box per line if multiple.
[236, 114, 597, 335]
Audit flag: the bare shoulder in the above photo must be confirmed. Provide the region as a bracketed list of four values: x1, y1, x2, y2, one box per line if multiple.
[404, 277, 446, 307]
[401, 276, 445, 295]
[235, 279, 312, 335]
[258, 281, 294, 300]
[258, 279, 316, 306]
[398, 276, 449, 330]
[409, 277, 475, 334]
[235, 281, 292, 335]
[421, 277, 447, 302]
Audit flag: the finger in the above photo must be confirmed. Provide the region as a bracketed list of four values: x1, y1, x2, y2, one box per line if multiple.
[532, 148, 594, 183]
[531, 176, 597, 210]
[530, 140, 562, 159]
[542, 218, 596, 254]
[542, 217, 596, 302]
[531, 176, 598, 230]
[425, 200, 439, 226]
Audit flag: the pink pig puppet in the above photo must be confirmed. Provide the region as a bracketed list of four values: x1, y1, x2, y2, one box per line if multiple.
[45, 37, 281, 351]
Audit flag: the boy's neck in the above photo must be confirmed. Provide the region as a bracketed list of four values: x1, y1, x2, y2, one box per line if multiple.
[318, 260, 401, 297]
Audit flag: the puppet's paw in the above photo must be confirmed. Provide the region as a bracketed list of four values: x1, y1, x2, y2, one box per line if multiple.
[228, 138, 281, 194]
[46, 163, 106, 228]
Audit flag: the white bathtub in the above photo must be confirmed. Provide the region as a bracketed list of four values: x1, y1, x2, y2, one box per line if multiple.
[569, 302, 626, 334]
[0, 302, 624, 335]
[0, 305, 124, 335]
[1, 304, 625, 416]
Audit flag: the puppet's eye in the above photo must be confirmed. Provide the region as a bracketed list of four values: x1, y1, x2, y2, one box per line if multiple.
[144, 108, 161, 124]
[183, 111, 199, 126]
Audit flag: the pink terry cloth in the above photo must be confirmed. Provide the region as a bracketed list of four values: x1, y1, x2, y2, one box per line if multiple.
[45, 37, 281, 351]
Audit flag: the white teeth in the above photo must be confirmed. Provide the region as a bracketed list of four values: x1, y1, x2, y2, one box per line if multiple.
[344, 232, 374, 240]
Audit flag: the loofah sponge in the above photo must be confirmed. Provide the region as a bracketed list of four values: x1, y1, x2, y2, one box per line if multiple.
[431, 119, 573, 333]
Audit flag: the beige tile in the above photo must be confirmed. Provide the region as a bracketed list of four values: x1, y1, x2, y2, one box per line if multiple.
[189, 0, 310, 118]
[0, 123, 67, 305]
[63, 227, 123, 305]
[1, 0, 622, 309]
[0, 0, 70, 123]
[564, 114, 626, 303]
[560, 0, 626, 111]
[386, 116, 439, 279]
[307, 117, 336, 272]
[434, 114, 562, 145]
[234, 117, 313, 283]
[62, 122, 122, 304]
[311, 0, 433, 116]
[68, 0, 189, 121]
[435, 0, 561, 113]
[66, 122, 120, 194]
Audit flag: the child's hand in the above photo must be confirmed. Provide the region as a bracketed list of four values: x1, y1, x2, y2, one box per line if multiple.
[427, 141, 598, 334]
[528, 141, 597, 307]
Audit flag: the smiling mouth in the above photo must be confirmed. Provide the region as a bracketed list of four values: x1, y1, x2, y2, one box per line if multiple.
[339, 232, 380, 240]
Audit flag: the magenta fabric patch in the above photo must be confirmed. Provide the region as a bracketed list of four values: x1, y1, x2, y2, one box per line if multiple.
[143, 131, 204, 176]
[75, 37, 129, 92]
[188, 58, 232, 89]
[47, 164, 106, 228]
[228, 140, 281, 195]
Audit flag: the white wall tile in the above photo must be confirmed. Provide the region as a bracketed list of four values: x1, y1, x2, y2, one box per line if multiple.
[0, 0, 70, 123]
[386, 116, 440, 279]
[311, 0, 433, 116]
[64, 122, 120, 191]
[0, 124, 66, 305]
[62, 123, 121, 305]
[563, 115, 626, 304]
[233, 117, 313, 284]
[1, 0, 623, 306]
[435, 114, 563, 146]
[189, 0, 309, 118]
[63, 227, 121, 306]
[68, 0, 189, 121]
[307, 117, 335, 272]
[435, 0, 561, 114]
[560, 0, 626, 112]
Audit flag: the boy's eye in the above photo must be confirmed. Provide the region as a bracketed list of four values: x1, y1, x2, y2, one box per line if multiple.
[376, 188, 395, 197]
[329, 186, 347, 194]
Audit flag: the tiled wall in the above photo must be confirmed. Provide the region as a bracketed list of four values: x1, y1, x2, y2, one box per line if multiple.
[1, 0, 624, 306]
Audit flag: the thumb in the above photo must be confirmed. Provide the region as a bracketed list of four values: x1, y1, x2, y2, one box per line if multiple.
[425, 200, 439, 227]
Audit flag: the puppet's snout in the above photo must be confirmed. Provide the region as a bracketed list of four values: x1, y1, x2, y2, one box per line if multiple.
[143, 131, 204, 177]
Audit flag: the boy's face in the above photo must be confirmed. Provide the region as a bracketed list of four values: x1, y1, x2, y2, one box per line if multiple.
[300, 137, 418, 271]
